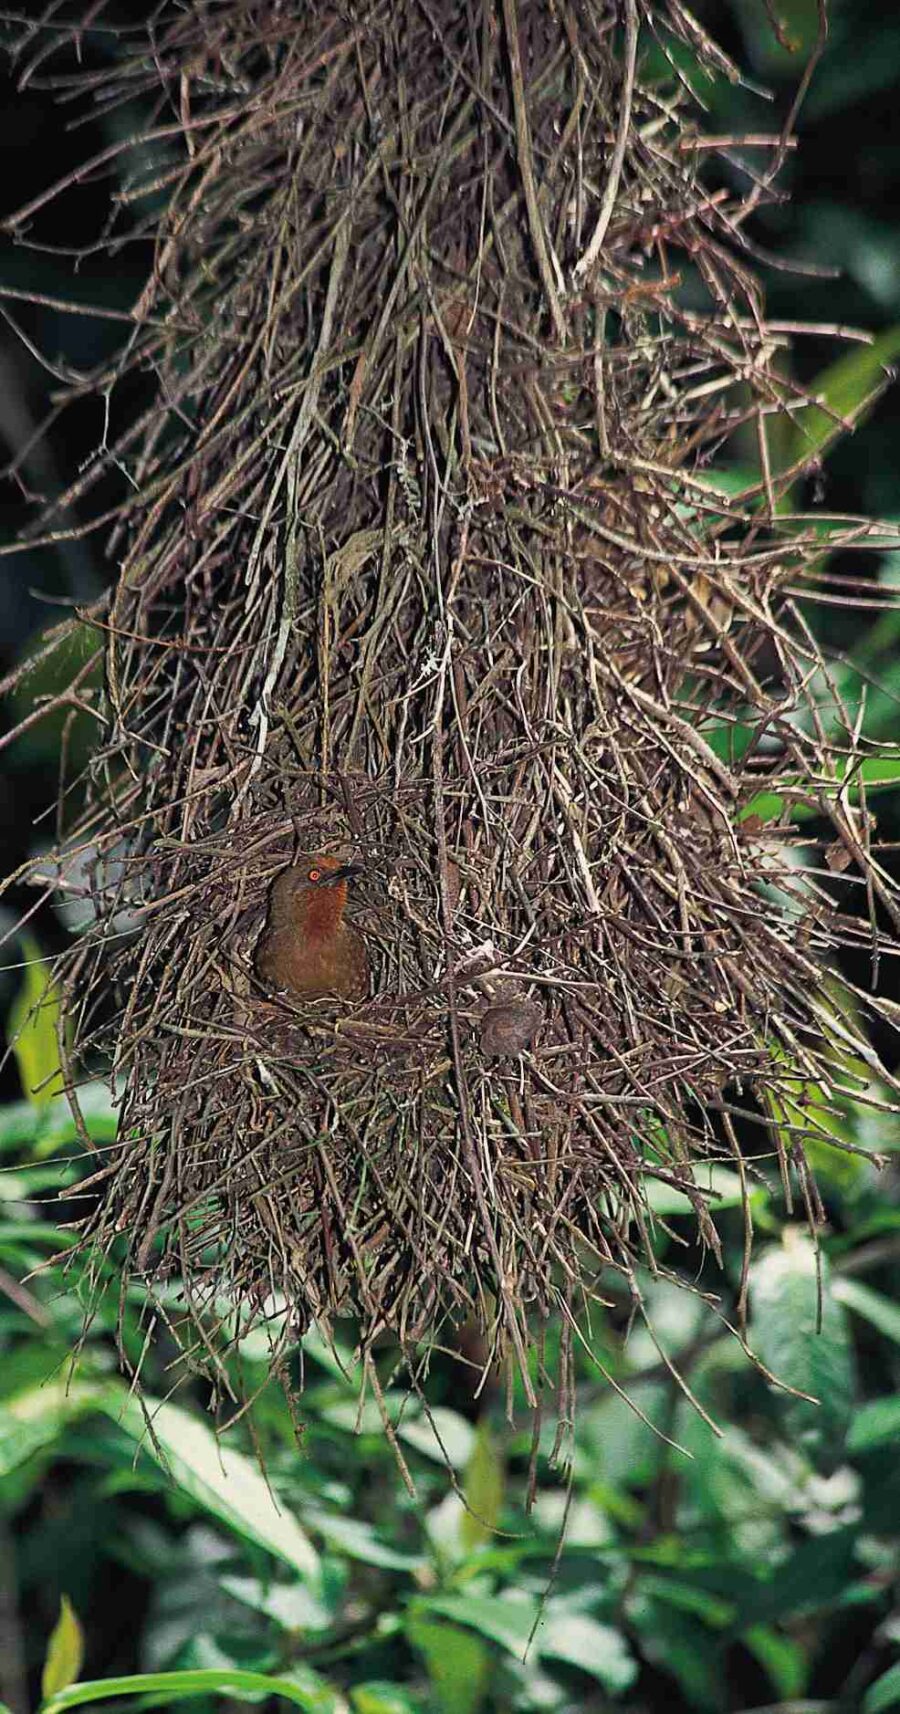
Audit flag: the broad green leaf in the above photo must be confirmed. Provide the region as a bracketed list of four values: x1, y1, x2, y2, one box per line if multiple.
[460, 1423, 504, 1551]
[528, 1492, 613, 1550]
[733, 0, 824, 69]
[0, 1098, 41, 1152]
[413, 1594, 536, 1657]
[779, 324, 900, 474]
[0, 1220, 71, 1252]
[9, 620, 103, 772]
[833, 1278, 900, 1346]
[802, 1133, 868, 1199]
[319, 1396, 400, 1435]
[804, 22, 900, 119]
[407, 1617, 491, 1714]
[636, 1574, 732, 1628]
[739, 754, 900, 825]
[690, 466, 760, 498]
[762, 1053, 865, 1200]
[702, 720, 754, 767]
[848, 1394, 900, 1454]
[110, 1396, 319, 1579]
[0, 1168, 40, 1206]
[538, 1613, 637, 1691]
[750, 1234, 855, 1464]
[35, 1083, 120, 1157]
[351, 1686, 423, 1714]
[397, 1407, 475, 1470]
[0, 1086, 117, 1155]
[865, 1661, 900, 1714]
[41, 1597, 84, 1700]
[301, 1508, 424, 1572]
[160, 1636, 254, 1680]
[741, 1623, 807, 1700]
[37, 1667, 340, 1714]
[218, 1574, 334, 1634]
[6, 933, 64, 1106]
[627, 1594, 719, 1708]
[0, 1379, 123, 1479]
[300, 1324, 360, 1382]
[644, 1166, 762, 1215]
[578, 1380, 668, 1491]
[737, 790, 786, 825]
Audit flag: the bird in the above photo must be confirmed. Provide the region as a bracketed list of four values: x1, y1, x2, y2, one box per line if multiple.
[254, 853, 370, 1002]
[479, 999, 542, 1057]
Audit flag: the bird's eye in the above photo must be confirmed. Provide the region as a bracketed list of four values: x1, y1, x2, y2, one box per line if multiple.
[308, 867, 322, 883]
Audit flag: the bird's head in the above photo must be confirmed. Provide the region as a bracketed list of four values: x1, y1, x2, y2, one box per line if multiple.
[267, 853, 363, 930]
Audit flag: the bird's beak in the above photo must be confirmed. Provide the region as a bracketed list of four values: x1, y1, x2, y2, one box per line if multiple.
[320, 862, 363, 886]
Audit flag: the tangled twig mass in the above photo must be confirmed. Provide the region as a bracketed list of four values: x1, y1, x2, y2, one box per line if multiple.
[2, 0, 898, 1434]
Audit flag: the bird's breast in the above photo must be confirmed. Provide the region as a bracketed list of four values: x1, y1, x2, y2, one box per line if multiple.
[255, 921, 369, 1001]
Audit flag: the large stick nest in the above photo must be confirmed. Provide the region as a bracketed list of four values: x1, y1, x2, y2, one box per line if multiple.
[4, 0, 899, 1417]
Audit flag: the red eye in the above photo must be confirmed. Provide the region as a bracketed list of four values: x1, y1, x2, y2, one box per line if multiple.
[308, 867, 322, 883]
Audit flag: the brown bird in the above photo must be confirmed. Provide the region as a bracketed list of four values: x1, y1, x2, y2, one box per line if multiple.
[479, 1000, 542, 1058]
[255, 853, 369, 1001]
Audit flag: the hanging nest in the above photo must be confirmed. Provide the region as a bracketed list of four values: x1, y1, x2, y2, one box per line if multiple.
[3, 0, 899, 1424]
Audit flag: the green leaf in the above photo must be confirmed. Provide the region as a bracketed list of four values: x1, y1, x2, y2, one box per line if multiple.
[750, 1234, 855, 1464]
[8, 620, 103, 773]
[318, 1396, 399, 1436]
[0, 1099, 41, 1152]
[847, 1394, 900, 1454]
[414, 1594, 536, 1657]
[35, 1083, 120, 1156]
[737, 791, 786, 824]
[37, 1668, 339, 1714]
[351, 1686, 424, 1714]
[110, 1396, 319, 1579]
[779, 324, 900, 474]
[644, 1166, 763, 1216]
[804, 21, 900, 119]
[578, 1379, 668, 1493]
[738, 1527, 859, 1626]
[396, 1407, 475, 1470]
[0, 1087, 118, 1156]
[833, 1278, 900, 1346]
[218, 1574, 334, 1634]
[302, 1508, 424, 1572]
[627, 1594, 720, 1709]
[538, 1613, 637, 1692]
[168, 1636, 261, 1681]
[636, 1574, 732, 1628]
[41, 1596, 84, 1700]
[864, 1661, 900, 1714]
[6, 933, 64, 1106]
[739, 754, 900, 826]
[0, 1379, 122, 1479]
[299, 1325, 360, 1382]
[741, 1623, 807, 1700]
[407, 1617, 492, 1714]
[460, 1423, 505, 1551]
[734, 0, 824, 67]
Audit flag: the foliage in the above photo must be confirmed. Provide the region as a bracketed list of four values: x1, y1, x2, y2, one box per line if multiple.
[1, 1076, 900, 1712]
